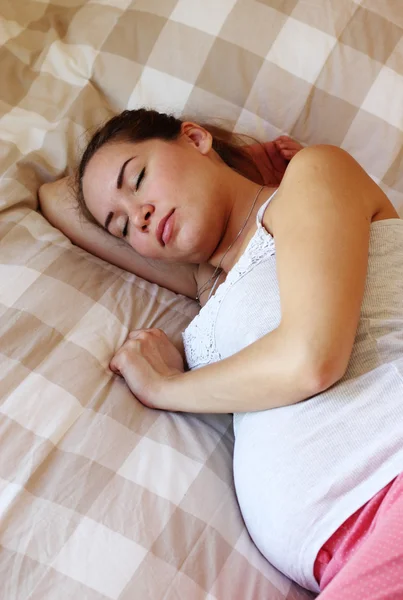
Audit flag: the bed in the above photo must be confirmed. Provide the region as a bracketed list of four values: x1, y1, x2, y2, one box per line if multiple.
[1, 1, 402, 599]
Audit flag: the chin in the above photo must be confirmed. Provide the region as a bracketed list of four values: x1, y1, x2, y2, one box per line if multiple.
[177, 228, 216, 264]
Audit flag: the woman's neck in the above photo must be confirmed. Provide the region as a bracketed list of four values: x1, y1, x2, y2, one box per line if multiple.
[208, 174, 276, 273]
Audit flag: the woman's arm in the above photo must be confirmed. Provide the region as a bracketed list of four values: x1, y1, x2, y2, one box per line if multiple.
[111, 145, 388, 412]
[38, 177, 199, 298]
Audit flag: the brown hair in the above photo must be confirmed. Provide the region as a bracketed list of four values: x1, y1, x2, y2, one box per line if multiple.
[75, 108, 263, 227]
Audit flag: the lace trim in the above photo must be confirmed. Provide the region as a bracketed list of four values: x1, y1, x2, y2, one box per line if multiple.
[183, 225, 276, 370]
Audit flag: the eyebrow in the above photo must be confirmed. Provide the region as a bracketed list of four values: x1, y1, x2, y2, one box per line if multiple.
[117, 156, 136, 189]
[104, 156, 136, 231]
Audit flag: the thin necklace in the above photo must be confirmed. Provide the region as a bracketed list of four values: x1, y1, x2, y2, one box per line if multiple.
[196, 184, 265, 306]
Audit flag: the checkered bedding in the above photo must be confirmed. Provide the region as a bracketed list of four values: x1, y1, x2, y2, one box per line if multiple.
[1, 1, 402, 599]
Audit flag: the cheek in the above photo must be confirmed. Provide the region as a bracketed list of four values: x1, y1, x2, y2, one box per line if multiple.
[128, 234, 159, 259]
[147, 174, 178, 202]
[152, 151, 191, 196]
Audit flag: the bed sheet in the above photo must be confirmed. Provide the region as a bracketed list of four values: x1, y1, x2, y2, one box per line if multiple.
[1, 1, 402, 599]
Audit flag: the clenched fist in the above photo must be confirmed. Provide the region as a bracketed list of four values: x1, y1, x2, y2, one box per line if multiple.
[110, 328, 185, 409]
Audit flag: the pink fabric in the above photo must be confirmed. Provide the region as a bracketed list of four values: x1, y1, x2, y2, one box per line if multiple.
[314, 472, 403, 599]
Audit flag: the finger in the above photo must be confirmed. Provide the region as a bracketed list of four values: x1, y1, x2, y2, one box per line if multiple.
[275, 138, 303, 153]
[151, 328, 166, 338]
[128, 328, 160, 339]
[275, 142, 289, 151]
[127, 329, 152, 342]
[287, 141, 304, 152]
[130, 329, 165, 342]
[280, 149, 297, 159]
[274, 140, 291, 151]
[275, 135, 294, 144]
[109, 356, 122, 376]
[262, 142, 287, 173]
[128, 330, 143, 340]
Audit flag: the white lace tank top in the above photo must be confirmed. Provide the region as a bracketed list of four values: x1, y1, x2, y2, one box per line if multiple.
[182, 191, 403, 592]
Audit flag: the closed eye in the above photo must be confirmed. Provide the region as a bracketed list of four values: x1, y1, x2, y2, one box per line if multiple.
[120, 167, 145, 237]
[122, 219, 129, 238]
[136, 167, 145, 190]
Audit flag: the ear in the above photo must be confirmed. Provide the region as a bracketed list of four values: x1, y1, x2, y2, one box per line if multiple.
[180, 122, 213, 155]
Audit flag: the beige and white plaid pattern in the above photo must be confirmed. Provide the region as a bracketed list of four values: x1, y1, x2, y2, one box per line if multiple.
[1, 1, 402, 598]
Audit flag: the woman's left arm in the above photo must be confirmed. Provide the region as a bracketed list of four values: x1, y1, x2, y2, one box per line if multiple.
[112, 145, 387, 412]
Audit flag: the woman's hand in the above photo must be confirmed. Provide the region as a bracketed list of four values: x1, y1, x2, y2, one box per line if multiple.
[110, 328, 185, 409]
[246, 136, 304, 185]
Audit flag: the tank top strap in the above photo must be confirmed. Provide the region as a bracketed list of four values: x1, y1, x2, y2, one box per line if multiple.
[256, 188, 278, 226]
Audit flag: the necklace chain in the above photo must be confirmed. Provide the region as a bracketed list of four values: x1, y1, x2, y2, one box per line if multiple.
[196, 184, 265, 306]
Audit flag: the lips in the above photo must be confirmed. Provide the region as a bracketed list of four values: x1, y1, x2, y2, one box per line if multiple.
[156, 209, 175, 247]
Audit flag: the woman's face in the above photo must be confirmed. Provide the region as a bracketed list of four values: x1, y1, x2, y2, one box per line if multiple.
[82, 125, 227, 264]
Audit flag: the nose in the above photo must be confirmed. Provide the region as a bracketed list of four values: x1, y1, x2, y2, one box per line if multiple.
[131, 203, 155, 231]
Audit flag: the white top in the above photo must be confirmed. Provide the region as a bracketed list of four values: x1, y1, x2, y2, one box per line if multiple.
[182, 190, 403, 592]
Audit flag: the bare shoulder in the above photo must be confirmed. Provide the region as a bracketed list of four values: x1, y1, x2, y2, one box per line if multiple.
[269, 144, 397, 225]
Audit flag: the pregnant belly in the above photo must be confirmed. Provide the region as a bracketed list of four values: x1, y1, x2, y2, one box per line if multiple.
[233, 409, 307, 572]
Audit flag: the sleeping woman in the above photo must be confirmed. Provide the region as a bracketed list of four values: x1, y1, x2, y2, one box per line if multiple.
[39, 108, 403, 598]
